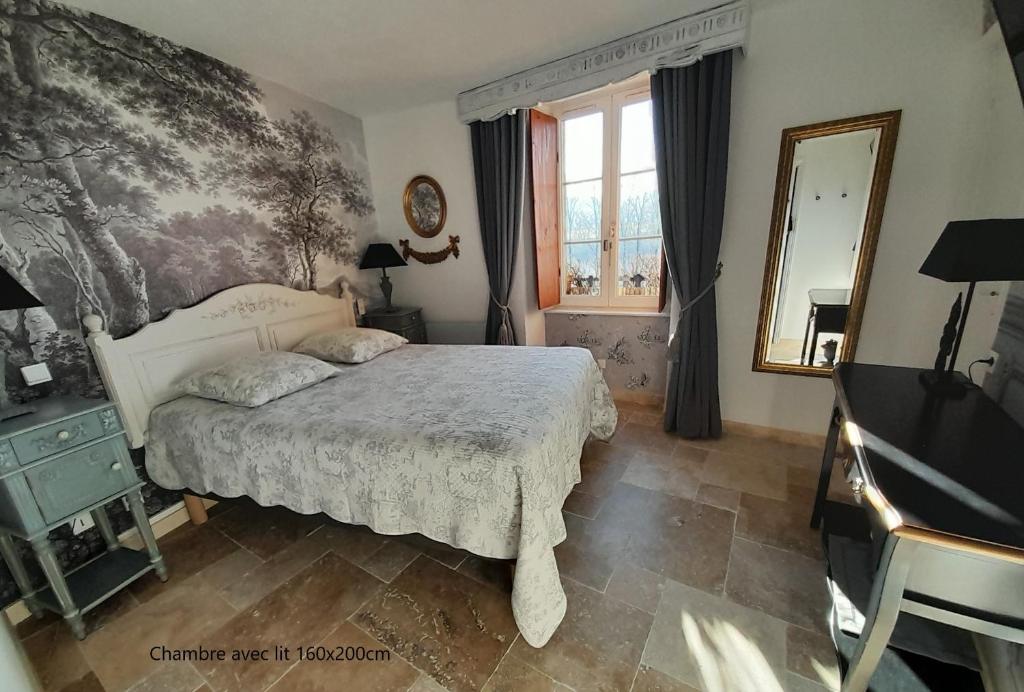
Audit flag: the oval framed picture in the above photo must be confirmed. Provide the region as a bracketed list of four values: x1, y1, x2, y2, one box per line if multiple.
[403, 175, 446, 238]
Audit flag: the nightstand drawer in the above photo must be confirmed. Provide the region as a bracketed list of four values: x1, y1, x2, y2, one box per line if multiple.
[363, 306, 427, 344]
[9, 410, 115, 464]
[399, 323, 428, 344]
[24, 439, 134, 523]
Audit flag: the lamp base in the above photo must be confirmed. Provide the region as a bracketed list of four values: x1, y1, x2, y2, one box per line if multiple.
[379, 273, 397, 312]
[918, 370, 971, 399]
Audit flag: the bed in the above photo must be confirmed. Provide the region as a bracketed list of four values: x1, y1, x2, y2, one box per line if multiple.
[83, 283, 616, 647]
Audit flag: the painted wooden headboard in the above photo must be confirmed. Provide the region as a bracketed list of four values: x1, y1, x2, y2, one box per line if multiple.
[83, 283, 357, 449]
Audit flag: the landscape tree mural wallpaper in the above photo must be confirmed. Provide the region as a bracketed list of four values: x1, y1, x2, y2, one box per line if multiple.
[0, 0, 378, 605]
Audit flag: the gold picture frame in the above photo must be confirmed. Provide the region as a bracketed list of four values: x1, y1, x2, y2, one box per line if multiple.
[403, 175, 447, 238]
[752, 110, 901, 377]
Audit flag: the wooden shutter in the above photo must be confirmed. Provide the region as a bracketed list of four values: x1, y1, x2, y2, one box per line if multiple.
[530, 110, 560, 309]
[658, 253, 669, 312]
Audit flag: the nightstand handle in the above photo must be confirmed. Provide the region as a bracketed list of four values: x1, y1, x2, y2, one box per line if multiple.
[56, 430, 71, 441]
[110, 462, 123, 472]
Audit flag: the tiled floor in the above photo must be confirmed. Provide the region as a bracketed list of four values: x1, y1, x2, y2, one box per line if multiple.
[17, 401, 852, 692]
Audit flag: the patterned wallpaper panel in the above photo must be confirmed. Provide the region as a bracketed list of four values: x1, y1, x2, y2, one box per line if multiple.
[545, 313, 670, 400]
[0, 0, 378, 608]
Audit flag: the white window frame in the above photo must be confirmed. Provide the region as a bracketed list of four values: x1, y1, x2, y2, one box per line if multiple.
[548, 78, 662, 310]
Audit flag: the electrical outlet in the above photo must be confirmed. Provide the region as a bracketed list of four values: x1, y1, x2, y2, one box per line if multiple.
[70, 512, 95, 536]
[597, 358, 607, 370]
[988, 350, 1000, 370]
[356, 298, 367, 316]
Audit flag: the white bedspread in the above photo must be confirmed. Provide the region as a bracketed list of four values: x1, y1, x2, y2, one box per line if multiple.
[145, 344, 616, 646]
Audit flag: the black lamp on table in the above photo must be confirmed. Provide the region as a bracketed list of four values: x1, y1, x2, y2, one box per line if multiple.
[359, 243, 407, 313]
[919, 218, 1024, 396]
[1, 265, 45, 421]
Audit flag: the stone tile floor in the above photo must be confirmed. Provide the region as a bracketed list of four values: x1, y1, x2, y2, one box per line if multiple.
[17, 401, 853, 692]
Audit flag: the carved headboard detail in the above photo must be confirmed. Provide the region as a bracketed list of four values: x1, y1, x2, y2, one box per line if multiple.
[83, 283, 357, 448]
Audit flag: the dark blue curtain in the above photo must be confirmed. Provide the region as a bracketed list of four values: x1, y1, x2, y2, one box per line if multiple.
[470, 111, 528, 345]
[651, 51, 734, 438]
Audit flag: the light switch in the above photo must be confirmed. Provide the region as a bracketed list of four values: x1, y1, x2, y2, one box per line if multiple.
[21, 362, 52, 386]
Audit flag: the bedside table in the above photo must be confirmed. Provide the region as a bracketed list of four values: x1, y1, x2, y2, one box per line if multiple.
[363, 306, 428, 344]
[0, 396, 166, 639]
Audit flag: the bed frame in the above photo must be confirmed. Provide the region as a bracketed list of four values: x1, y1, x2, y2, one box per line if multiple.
[82, 283, 357, 524]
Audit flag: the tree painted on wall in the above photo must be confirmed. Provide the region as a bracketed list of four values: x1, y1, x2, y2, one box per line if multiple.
[0, 0, 380, 609]
[205, 111, 374, 290]
[0, 0, 373, 405]
[0, 0, 272, 337]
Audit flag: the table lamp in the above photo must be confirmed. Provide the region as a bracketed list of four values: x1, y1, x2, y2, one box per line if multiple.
[359, 243, 407, 312]
[919, 218, 1024, 395]
[1, 266, 44, 420]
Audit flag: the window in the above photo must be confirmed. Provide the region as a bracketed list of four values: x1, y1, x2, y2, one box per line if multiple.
[549, 82, 664, 310]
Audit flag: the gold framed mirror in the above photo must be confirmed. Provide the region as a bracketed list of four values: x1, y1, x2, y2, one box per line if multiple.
[752, 110, 901, 377]
[403, 175, 447, 238]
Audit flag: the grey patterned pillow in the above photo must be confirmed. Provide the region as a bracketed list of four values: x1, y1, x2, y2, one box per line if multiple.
[179, 352, 338, 407]
[294, 327, 407, 364]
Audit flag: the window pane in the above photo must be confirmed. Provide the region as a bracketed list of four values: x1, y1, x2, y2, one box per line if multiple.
[620, 99, 656, 174]
[565, 242, 601, 296]
[618, 171, 661, 238]
[616, 237, 662, 298]
[563, 180, 602, 241]
[563, 111, 603, 182]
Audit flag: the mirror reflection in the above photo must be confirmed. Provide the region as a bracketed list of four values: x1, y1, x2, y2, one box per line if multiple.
[754, 111, 900, 376]
[768, 129, 878, 366]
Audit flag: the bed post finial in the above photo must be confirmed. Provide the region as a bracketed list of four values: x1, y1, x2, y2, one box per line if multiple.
[83, 312, 105, 336]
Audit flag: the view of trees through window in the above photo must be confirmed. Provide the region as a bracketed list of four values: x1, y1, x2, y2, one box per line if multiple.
[559, 91, 662, 306]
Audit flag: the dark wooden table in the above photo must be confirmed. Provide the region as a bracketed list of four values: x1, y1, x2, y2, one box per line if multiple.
[801, 288, 851, 366]
[811, 363, 1024, 691]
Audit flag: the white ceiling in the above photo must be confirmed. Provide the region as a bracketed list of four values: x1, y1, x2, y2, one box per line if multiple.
[63, 0, 727, 116]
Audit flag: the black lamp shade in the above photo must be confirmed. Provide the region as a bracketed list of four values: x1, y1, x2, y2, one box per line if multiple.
[0, 265, 43, 310]
[919, 219, 1024, 282]
[359, 243, 407, 270]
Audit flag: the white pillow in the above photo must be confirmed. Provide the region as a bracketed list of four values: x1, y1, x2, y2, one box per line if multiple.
[294, 327, 407, 364]
[179, 352, 338, 407]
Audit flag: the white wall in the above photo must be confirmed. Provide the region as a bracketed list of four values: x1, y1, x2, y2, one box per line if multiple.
[717, 0, 1024, 434]
[363, 100, 544, 345]
[362, 100, 489, 343]
[362, 0, 1024, 434]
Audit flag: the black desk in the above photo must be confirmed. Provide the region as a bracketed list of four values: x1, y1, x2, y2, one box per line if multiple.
[811, 363, 1024, 691]
[801, 288, 852, 366]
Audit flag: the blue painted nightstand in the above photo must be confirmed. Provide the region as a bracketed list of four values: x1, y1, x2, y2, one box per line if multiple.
[0, 396, 166, 639]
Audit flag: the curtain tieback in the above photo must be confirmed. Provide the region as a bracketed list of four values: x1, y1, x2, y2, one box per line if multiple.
[489, 291, 515, 346]
[669, 262, 724, 362]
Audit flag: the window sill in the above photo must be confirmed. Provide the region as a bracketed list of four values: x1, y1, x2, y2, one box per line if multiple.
[544, 305, 667, 318]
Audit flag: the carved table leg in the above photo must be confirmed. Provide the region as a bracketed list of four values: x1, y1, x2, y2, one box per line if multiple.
[127, 490, 167, 582]
[90, 506, 119, 552]
[30, 536, 84, 640]
[0, 534, 44, 619]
